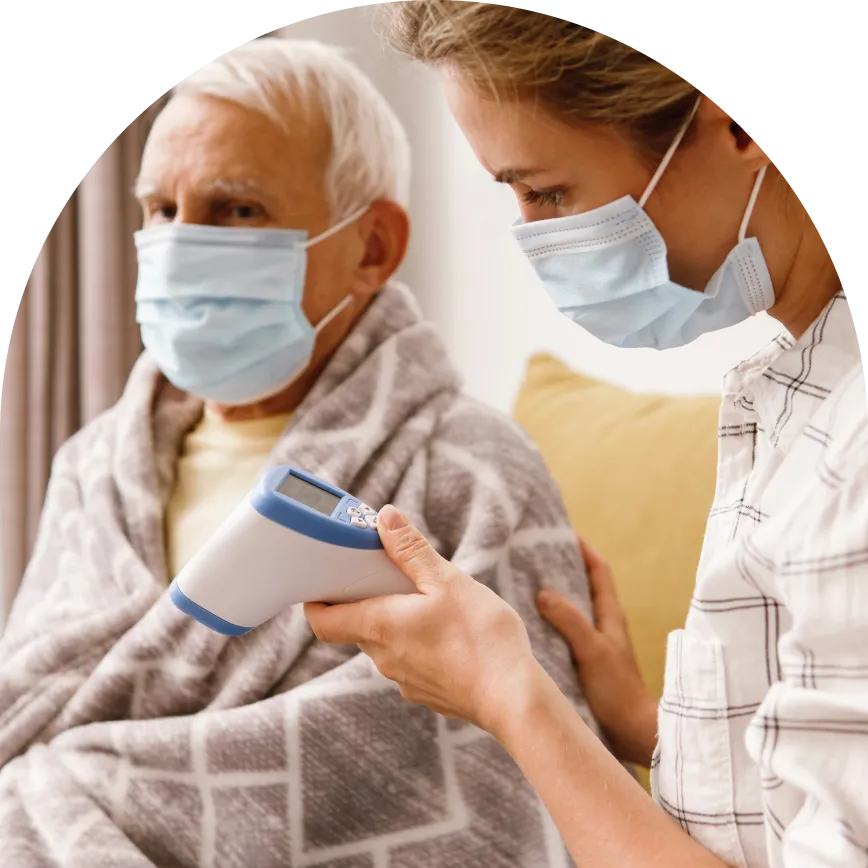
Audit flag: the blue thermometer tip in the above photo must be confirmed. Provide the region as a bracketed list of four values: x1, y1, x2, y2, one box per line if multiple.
[169, 579, 252, 636]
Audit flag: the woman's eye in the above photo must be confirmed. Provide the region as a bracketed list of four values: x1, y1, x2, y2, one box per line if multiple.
[521, 188, 565, 208]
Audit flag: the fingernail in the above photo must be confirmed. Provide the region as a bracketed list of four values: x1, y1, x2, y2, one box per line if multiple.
[537, 590, 557, 610]
[378, 504, 409, 532]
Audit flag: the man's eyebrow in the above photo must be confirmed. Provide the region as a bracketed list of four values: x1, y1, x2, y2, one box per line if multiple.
[132, 178, 160, 200]
[131, 177, 272, 199]
[200, 178, 271, 198]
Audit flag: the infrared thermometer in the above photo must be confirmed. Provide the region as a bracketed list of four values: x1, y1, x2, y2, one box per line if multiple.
[169, 466, 415, 636]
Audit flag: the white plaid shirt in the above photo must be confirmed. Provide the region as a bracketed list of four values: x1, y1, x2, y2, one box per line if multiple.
[650, 292, 868, 867]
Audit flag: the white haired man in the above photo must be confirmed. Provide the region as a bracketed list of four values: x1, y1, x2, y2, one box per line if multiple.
[0, 39, 600, 867]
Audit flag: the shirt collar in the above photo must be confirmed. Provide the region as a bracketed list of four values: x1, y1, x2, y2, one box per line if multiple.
[723, 291, 858, 448]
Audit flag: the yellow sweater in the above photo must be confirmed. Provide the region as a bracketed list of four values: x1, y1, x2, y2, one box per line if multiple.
[165, 408, 292, 579]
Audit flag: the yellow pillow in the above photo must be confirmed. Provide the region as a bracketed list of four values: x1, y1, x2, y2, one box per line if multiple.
[514, 354, 720, 787]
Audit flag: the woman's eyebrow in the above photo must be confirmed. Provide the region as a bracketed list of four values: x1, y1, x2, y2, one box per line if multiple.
[493, 167, 545, 184]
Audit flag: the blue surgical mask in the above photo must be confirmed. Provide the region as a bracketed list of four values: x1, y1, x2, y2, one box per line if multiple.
[510, 100, 774, 350]
[134, 207, 365, 405]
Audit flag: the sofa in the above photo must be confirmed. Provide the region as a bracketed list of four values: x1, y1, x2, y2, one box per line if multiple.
[514, 353, 721, 790]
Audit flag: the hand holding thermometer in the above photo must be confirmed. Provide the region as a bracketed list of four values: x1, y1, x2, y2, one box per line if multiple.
[169, 466, 415, 635]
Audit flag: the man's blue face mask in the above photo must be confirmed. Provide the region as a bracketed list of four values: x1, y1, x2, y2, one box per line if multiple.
[510, 99, 774, 350]
[134, 206, 366, 405]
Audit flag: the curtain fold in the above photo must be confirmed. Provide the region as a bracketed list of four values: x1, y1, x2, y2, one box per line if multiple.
[1, 100, 165, 622]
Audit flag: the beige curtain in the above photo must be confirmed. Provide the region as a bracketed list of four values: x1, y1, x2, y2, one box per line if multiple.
[0, 101, 166, 620]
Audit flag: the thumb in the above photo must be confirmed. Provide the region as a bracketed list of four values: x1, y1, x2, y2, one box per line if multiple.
[536, 590, 597, 661]
[377, 504, 453, 590]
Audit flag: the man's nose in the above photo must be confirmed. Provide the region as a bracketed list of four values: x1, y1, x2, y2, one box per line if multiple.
[173, 199, 214, 227]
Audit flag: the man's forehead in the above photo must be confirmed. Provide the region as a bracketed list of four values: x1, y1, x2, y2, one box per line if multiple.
[147, 91, 327, 148]
[136, 95, 330, 203]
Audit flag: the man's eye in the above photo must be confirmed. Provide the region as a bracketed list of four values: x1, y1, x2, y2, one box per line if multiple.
[231, 203, 262, 220]
[147, 203, 176, 222]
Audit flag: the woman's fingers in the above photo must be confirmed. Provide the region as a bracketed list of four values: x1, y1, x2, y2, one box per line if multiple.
[377, 504, 455, 590]
[577, 535, 626, 632]
[577, 535, 608, 575]
[536, 591, 596, 660]
[306, 508, 452, 645]
[304, 599, 384, 645]
[536, 535, 629, 659]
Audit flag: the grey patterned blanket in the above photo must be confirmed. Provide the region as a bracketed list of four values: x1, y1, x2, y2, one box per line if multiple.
[0, 283, 597, 867]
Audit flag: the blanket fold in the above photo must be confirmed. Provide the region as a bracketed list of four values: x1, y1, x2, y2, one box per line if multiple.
[0, 283, 596, 867]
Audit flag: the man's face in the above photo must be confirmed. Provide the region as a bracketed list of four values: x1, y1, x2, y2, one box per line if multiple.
[135, 93, 364, 328]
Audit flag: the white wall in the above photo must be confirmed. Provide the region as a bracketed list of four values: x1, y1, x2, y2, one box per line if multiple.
[279, 7, 782, 413]
[0, 340, 5, 635]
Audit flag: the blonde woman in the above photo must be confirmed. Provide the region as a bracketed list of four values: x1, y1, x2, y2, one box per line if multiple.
[307, 3, 867, 866]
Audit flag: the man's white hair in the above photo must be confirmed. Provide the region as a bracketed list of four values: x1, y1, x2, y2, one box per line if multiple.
[174, 38, 411, 218]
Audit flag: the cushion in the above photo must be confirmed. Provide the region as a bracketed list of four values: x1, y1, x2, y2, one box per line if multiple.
[513, 353, 720, 788]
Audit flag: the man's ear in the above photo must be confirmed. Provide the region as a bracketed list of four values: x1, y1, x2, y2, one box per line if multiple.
[351, 200, 410, 297]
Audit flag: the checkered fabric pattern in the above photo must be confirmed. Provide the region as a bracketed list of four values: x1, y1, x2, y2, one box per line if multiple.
[651, 292, 868, 867]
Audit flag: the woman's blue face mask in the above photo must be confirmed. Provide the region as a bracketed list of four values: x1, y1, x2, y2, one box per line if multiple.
[510, 99, 774, 350]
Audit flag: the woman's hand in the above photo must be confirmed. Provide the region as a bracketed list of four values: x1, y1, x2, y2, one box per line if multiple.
[308, 512, 721, 868]
[536, 538, 658, 767]
[304, 505, 549, 739]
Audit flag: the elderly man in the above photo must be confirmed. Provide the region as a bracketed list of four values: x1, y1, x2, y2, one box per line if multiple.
[0, 39, 599, 867]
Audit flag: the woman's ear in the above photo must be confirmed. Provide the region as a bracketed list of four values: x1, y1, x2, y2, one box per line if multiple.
[730, 120, 752, 150]
[699, 95, 770, 172]
[729, 120, 769, 171]
[351, 200, 411, 298]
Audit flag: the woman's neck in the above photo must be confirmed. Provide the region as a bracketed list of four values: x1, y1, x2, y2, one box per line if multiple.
[762, 182, 840, 339]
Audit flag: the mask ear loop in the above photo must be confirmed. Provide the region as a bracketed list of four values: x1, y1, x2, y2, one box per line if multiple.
[738, 165, 767, 242]
[638, 95, 703, 209]
[304, 203, 370, 333]
[303, 203, 370, 249]
[248, 292, 356, 405]
[313, 293, 354, 334]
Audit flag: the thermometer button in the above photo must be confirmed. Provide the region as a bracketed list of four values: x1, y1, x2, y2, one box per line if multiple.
[347, 507, 361, 516]
[350, 517, 368, 528]
[365, 515, 378, 529]
[360, 504, 377, 516]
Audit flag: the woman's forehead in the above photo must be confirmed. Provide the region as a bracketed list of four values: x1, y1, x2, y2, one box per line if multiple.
[440, 70, 632, 182]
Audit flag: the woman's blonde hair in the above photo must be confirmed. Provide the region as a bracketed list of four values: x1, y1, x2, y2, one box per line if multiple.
[380, 1, 699, 161]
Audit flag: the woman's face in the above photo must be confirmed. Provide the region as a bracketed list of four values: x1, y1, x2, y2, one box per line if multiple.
[441, 69, 769, 293]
